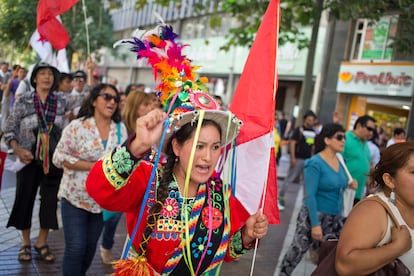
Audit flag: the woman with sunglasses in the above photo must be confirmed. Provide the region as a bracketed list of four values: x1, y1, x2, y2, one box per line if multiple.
[52, 83, 128, 276]
[280, 123, 357, 275]
[98, 90, 155, 265]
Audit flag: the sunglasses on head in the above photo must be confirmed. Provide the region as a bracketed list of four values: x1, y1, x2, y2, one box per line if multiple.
[99, 93, 120, 103]
[364, 125, 375, 132]
[333, 134, 346, 141]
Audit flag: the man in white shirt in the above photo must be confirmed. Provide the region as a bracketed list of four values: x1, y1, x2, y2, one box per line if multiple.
[66, 70, 89, 121]
[386, 127, 406, 147]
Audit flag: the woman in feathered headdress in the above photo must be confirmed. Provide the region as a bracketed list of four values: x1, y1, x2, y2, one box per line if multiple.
[86, 22, 268, 275]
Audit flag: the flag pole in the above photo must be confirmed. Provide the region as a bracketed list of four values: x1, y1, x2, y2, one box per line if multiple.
[249, 2, 280, 275]
[81, 0, 91, 56]
[19, 41, 32, 64]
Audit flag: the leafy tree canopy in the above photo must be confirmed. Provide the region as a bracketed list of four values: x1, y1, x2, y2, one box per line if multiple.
[133, 0, 414, 54]
[0, 0, 116, 67]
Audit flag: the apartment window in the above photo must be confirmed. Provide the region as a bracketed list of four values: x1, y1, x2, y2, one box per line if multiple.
[351, 15, 398, 61]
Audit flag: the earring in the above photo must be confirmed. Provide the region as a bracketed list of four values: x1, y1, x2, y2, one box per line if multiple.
[390, 189, 396, 205]
[175, 156, 179, 163]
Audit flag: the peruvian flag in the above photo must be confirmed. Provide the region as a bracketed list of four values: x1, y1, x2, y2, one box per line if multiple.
[37, 0, 79, 50]
[229, 0, 280, 224]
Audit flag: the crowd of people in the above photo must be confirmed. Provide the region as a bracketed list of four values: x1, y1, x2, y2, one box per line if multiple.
[0, 21, 412, 276]
[274, 108, 412, 275]
[0, 22, 267, 276]
[0, 59, 170, 269]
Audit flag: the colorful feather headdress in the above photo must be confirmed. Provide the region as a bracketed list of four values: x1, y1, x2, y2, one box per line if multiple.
[114, 21, 242, 147]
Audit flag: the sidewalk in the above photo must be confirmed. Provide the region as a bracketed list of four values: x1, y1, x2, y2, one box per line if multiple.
[274, 152, 317, 275]
[0, 169, 123, 276]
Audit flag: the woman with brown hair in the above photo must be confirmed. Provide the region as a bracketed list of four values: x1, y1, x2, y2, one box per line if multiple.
[335, 142, 414, 275]
[98, 89, 154, 265]
[122, 91, 153, 134]
[53, 83, 127, 275]
[279, 123, 357, 275]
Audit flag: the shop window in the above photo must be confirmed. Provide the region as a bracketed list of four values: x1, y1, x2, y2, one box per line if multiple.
[350, 16, 398, 61]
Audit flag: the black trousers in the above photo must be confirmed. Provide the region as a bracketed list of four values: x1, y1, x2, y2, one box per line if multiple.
[7, 161, 61, 230]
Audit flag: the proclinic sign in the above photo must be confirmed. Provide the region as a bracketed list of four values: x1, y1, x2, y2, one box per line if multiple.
[337, 62, 414, 97]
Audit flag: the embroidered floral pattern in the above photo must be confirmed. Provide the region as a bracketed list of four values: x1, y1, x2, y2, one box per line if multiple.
[228, 229, 247, 258]
[191, 236, 213, 259]
[112, 146, 135, 174]
[103, 154, 126, 190]
[161, 198, 179, 218]
[53, 117, 128, 212]
[201, 207, 223, 230]
[210, 178, 223, 192]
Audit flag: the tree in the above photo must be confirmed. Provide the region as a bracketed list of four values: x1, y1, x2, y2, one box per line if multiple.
[132, 0, 414, 119]
[0, 0, 116, 68]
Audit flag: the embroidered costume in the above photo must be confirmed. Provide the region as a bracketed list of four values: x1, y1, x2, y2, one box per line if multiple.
[87, 139, 250, 275]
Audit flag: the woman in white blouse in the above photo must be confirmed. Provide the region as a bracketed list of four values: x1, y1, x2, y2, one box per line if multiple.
[53, 83, 127, 276]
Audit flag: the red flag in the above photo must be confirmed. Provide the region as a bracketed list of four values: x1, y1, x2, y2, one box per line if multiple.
[37, 0, 79, 50]
[229, 0, 280, 224]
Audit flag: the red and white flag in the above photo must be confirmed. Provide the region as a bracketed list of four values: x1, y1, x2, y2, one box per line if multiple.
[37, 0, 79, 50]
[30, 27, 70, 73]
[228, 0, 280, 224]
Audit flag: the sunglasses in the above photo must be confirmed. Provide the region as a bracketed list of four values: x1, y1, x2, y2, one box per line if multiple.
[73, 78, 85, 83]
[333, 134, 346, 141]
[364, 125, 375, 132]
[99, 93, 120, 103]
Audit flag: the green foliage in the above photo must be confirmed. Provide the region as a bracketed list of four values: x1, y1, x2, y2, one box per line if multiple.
[0, 0, 116, 68]
[132, 0, 414, 54]
[61, 0, 116, 62]
[136, 0, 181, 10]
[392, 11, 414, 55]
[107, 0, 122, 9]
[0, 0, 36, 47]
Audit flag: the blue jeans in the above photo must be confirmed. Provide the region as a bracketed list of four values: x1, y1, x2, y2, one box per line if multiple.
[101, 212, 122, 250]
[61, 198, 104, 276]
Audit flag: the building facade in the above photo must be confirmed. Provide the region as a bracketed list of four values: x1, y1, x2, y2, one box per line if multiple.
[104, 1, 413, 138]
[318, 14, 414, 140]
[104, 0, 325, 121]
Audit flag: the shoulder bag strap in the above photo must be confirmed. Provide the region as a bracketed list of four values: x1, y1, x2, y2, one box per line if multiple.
[360, 196, 401, 227]
[116, 122, 121, 144]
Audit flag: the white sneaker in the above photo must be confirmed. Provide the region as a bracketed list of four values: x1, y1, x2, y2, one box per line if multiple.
[100, 246, 113, 265]
[278, 200, 285, 211]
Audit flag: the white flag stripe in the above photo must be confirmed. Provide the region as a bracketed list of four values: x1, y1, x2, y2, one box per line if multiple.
[224, 132, 273, 215]
[30, 30, 53, 61]
[56, 49, 69, 73]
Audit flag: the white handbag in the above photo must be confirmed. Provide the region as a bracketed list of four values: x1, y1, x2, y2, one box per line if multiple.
[336, 153, 355, 217]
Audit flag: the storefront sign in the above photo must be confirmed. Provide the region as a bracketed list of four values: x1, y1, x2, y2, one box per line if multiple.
[337, 62, 414, 96]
